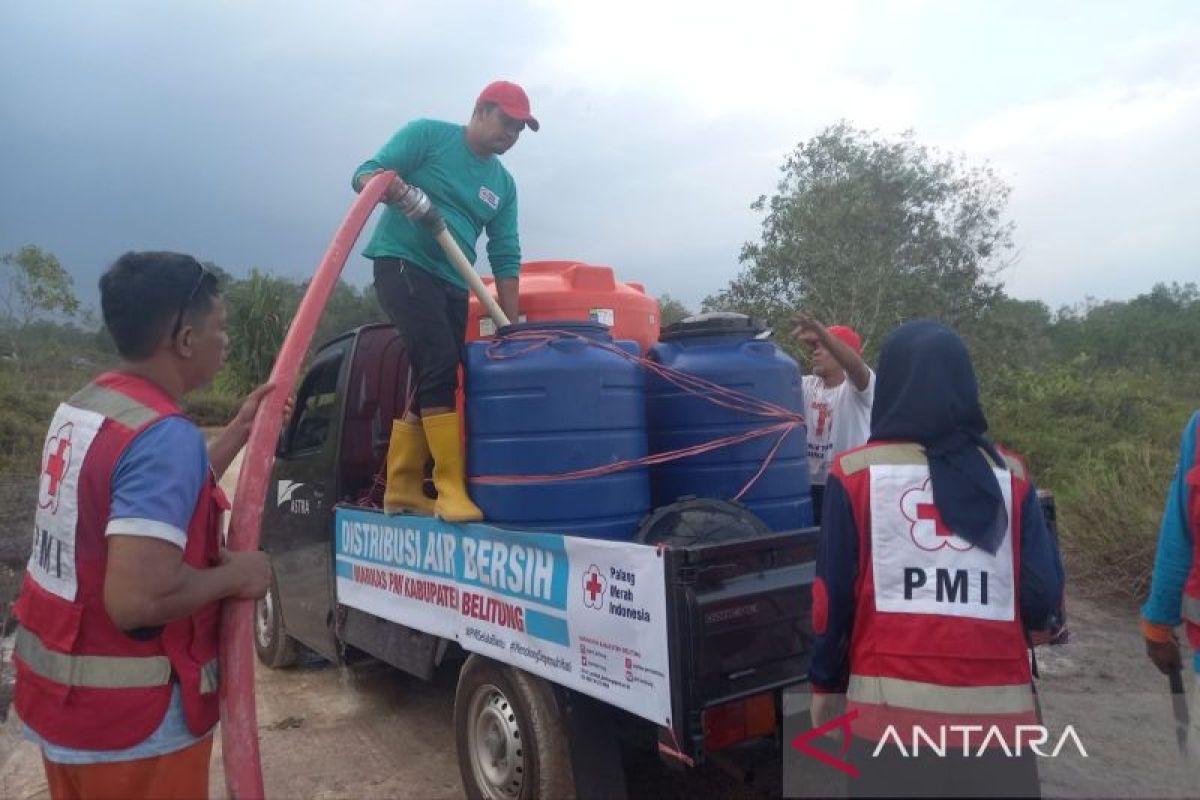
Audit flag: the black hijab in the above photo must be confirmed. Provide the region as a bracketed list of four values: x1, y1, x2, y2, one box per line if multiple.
[869, 321, 1008, 554]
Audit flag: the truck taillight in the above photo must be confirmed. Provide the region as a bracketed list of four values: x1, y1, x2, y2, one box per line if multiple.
[702, 692, 777, 752]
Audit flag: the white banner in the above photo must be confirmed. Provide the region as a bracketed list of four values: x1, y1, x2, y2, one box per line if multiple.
[334, 508, 672, 726]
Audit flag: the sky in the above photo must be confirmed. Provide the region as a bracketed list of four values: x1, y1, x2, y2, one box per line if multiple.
[2, 0, 1197, 314]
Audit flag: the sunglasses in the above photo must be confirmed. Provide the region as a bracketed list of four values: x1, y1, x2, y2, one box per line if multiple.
[171, 263, 212, 339]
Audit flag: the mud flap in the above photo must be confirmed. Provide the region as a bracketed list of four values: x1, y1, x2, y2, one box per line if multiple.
[339, 607, 440, 680]
[561, 687, 629, 800]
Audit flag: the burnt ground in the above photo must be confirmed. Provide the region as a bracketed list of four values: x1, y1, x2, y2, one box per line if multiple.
[0, 478, 35, 614]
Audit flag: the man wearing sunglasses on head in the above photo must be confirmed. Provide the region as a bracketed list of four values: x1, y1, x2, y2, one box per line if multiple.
[352, 80, 538, 522]
[12, 251, 276, 799]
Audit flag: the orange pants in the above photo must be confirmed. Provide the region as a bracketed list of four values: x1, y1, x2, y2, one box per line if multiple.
[41, 736, 213, 800]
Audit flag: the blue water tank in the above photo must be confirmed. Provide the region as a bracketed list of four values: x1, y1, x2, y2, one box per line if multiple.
[466, 322, 649, 540]
[646, 313, 813, 532]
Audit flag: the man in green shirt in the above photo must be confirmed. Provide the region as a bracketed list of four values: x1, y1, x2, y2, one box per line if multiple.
[352, 80, 537, 522]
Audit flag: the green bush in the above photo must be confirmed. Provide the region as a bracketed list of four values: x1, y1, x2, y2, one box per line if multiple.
[0, 368, 62, 473]
[182, 390, 242, 428]
[984, 359, 1198, 601]
[220, 271, 300, 396]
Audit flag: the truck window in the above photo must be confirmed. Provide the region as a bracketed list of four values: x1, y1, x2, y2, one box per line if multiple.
[287, 352, 344, 453]
[340, 327, 411, 502]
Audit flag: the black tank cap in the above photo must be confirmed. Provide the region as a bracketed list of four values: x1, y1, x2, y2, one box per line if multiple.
[659, 311, 768, 341]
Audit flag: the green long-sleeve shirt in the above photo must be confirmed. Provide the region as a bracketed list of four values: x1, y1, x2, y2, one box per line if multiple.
[354, 118, 520, 289]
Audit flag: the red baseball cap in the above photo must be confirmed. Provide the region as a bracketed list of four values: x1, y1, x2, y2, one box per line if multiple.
[477, 81, 539, 132]
[827, 325, 862, 354]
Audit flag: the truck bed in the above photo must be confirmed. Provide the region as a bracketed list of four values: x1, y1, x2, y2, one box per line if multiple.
[330, 504, 817, 759]
[663, 528, 818, 756]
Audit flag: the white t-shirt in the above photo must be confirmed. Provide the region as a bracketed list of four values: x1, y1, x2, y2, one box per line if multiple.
[802, 370, 875, 486]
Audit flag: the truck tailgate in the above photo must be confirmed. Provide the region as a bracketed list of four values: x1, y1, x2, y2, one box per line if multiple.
[664, 528, 818, 754]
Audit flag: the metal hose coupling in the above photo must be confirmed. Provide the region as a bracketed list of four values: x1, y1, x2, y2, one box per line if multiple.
[394, 184, 447, 234]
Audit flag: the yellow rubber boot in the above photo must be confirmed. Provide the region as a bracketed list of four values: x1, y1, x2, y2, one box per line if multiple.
[382, 419, 435, 515]
[422, 411, 483, 523]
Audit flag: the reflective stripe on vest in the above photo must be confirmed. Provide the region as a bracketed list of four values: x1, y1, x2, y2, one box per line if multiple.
[16, 626, 219, 694]
[1183, 594, 1200, 626]
[199, 658, 219, 694]
[68, 382, 159, 429]
[839, 442, 1026, 480]
[15, 626, 171, 689]
[996, 452, 1026, 481]
[847, 674, 1035, 715]
[839, 443, 927, 474]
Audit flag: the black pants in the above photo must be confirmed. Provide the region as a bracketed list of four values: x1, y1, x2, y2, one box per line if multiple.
[373, 258, 468, 412]
[811, 483, 825, 526]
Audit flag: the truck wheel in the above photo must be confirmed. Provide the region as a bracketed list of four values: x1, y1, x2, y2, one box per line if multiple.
[454, 655, 576, 800]
[254, 575, 298, 668]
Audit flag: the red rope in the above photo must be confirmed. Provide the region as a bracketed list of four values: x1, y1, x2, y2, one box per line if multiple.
[484, 329, 801, 423]
[471, 422, 797, 483]
[471, 329, 805, 499]
[732, 425, 794, 501]
[658, 726, 696, 768]
[353, 329, 804, 504]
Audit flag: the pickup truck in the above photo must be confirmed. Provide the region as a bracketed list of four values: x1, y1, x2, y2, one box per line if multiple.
[255, 322, 818, 799]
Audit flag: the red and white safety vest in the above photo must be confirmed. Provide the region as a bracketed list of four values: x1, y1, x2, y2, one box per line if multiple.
[831, 441, 1037, 747]
[1179, 427, 1200, 648]
[13, 372, 226, 750]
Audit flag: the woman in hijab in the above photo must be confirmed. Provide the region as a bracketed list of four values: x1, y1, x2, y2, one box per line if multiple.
[805, 321, 1065, 799]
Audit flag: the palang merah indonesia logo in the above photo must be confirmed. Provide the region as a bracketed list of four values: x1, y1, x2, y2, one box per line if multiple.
[900, 478, 974, 551]
[582, 564, 606, 610]
[39, 421, 74, 514]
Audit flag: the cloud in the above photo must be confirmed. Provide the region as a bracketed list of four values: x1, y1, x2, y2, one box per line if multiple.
[0, 0, 548, 296]
[1, 0, 1196, 316]
[961, 80, 1200, 152]
[951, 27, 1200, 303]
[529, 0, 919, 132]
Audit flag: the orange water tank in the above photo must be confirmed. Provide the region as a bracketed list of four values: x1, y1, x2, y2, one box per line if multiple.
[467, 260, 660, 354]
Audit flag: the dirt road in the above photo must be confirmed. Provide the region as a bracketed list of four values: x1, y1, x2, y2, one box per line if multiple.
[1, 447, 1197, 798]
[4, 592, 1195, 799]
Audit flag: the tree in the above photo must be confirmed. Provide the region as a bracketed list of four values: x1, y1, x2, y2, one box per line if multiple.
[0, 245, 81, 361]
[657, 294, 693, 328]
[218, 271, 386, 395]
[219, 270, 302, 395]
[313, 279, 387, 347]
[1050, 282, 1200, 370]
[1, 245, 80, 327]
[704, 122, 1014, 352]
[964, 296, 1053, 385]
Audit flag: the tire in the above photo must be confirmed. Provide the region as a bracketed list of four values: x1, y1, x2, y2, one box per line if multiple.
[636, 497, 770, 547]
[254, 574, 299, 668]
[454, 655, 576, 800]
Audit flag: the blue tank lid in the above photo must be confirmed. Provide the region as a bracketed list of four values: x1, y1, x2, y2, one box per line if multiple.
[660, 312, 768, 341]
[497, 320, 612, 340]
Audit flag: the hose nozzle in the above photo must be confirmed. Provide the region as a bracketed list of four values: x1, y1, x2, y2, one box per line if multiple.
[393, 184, 446, 234]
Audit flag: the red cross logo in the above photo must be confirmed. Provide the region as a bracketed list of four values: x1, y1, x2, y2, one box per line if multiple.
[916, 502, 953, 538]
[582, 565, 606, 610]
[900, 479, 973, 552]
[39, 422, 74, 513]
[811, 401, 832, 436]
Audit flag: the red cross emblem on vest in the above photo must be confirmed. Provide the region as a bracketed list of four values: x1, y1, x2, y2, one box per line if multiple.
[582, 564, 606, 610]
[39, 421, 75, 514]
[900, 478, 973, 552]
